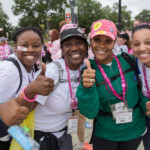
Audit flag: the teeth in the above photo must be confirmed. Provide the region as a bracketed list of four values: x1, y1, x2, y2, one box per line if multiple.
[140, 54, 149, 57]
[72, 54, 80, 58]
[97, 50, 105, 54]
[26, 56, 34, 59]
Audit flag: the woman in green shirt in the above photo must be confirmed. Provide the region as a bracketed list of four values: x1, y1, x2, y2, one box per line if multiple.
[76, 19, 150, 150]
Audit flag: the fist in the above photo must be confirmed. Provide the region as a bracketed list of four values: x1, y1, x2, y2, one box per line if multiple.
[0, 99, 29, 126]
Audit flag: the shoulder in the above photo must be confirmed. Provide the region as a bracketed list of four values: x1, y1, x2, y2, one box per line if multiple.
[45, 59, 64, 81]
[52, 39, 60, 45]
[0, 58, 19, 76]
[0, 58, 20, 90]
[118, 53, 134, 61]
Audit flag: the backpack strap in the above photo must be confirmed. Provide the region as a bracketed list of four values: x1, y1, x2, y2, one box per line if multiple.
[96, 53, 141, 88]
[52, 61, 64, 89]
[96, 68, 133, 86]
[5, 58, 22, 93]
[121, 52, 135, 70]
[52, 61, 80, 89]
[121, 52, 141, 88]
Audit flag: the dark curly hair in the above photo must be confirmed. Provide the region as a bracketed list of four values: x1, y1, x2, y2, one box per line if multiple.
[12, 26, 44, 44]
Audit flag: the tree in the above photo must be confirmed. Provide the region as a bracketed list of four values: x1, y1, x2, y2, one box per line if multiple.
[135, 9, 150, 22]
[75, 1, 133, 33]
[12, 0, 68, 39]
[102, 3, 133, 31]
[0, 2, 13, 39]
[76, 0, 105, 34]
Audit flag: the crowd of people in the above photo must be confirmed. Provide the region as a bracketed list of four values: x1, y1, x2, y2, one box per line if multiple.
[0, 17, 150, 150]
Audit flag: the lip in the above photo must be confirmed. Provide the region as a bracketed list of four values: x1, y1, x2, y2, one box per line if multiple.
[23, 53, 37, 62]
[70, 53, 81, 59]
[138, 53, 150, 59]
[96, 50, 107, 55]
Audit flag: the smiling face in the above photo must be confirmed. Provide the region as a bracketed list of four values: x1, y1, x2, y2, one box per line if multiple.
[116, 37, 126, 46]
[62, 36, 87, 70]
[90, 35, 115, 64]
[15, 31, 42, 72]
[132, 29, 150, 67]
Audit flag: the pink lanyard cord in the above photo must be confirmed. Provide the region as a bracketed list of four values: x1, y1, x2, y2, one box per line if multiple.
[142, 64, 150, 100]
[64, 60, 81, 109]
[95, 55, 126, 102]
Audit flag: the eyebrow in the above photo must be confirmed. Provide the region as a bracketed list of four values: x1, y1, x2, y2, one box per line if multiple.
[145, 38, 150, 40]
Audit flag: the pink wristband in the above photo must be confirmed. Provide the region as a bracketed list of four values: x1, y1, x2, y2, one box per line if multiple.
[23, 87, 37, 102]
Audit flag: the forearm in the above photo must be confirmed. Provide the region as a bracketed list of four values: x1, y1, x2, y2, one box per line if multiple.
[17, 82, 37, 111]
[77, 83, 99, 119]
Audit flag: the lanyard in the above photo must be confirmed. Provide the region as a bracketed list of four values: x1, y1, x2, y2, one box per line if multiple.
[64, 60, 81, 110]
[142, 64, 150, 99]
[95, 54, 126, 102]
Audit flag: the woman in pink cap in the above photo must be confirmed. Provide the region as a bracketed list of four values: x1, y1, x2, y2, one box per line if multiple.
[76, 19, 150, 150]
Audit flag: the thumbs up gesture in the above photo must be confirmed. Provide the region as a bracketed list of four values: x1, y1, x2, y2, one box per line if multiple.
[82, 59, 96, 88]
[40, 62, 46, 76]
[0, 99, 29, 126]
[24, 63, 54, 99]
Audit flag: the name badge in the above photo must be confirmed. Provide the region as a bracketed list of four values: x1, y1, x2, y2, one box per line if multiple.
[110, 102, 127, 119]
[67, 116, 78, 134]
[116, 112, 132, 124]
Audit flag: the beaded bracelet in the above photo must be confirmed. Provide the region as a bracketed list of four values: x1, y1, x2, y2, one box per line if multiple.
[23, 87, 37, 102]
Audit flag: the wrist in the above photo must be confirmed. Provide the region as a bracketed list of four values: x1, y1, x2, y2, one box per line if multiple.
[23, 87, 37, 102]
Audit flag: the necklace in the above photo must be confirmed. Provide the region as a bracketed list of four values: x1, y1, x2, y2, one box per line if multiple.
[64, 60, 81, 110]
[95, 54, 126, 102]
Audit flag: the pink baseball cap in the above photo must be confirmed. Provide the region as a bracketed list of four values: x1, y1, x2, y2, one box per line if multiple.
[90, 19, 117, 40]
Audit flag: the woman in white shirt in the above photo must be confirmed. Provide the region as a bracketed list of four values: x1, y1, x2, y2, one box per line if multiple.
[132, 22, 150, 150]
[0, 26, 54, 150]
[33, 24, 89, 150]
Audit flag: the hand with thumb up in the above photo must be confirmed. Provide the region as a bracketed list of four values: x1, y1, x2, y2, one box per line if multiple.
[24, 63, 54, 99]
[0, 98, 29, 126]
[82, 59, 96, 88]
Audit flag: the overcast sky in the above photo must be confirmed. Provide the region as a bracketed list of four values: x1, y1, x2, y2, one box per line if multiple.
[0, 0, 149, 26]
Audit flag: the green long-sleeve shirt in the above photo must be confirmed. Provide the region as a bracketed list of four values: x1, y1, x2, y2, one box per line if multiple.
[76, 55, 149, 141]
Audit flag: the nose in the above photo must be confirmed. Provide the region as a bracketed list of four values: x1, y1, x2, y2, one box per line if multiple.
[139, 43, 146, 51]
[99, 42, 105, 48]
[71, 43, 78, 50]
[27, 45, 34, 52]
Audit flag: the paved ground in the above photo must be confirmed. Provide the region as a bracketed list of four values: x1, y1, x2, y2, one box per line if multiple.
[71, 119, 144, 150]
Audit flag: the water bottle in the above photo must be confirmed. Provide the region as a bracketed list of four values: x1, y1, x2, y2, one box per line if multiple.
[8, 125, 40, 150]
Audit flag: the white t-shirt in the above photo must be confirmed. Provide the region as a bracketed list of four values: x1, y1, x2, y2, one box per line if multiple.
[0, 54, 35, 141]
[138, 60, 150, 98]
[35, 58, 84, 138]
[113, 44, 128, 56]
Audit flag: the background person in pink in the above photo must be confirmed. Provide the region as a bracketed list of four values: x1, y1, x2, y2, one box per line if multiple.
[0, 37, 12, 61]
[47, 29, 62, 61]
